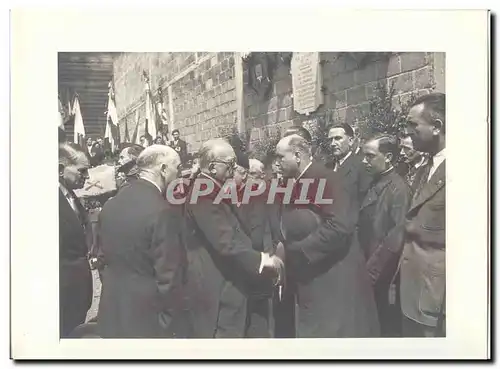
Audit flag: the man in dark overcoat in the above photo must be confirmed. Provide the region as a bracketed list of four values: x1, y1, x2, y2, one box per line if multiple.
[357, 134, 411, 336]
[97, 145, 187, 338]
[326, 123, 372, 226]
[183, 139, 284, 338]
[276, 135, 380, 337]
[59, 143, 93, 337]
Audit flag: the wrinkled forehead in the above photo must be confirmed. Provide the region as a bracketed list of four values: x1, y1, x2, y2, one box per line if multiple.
[328, 127, 347, 139]
[73, 153, 90, 168]
[213, 144, 236, 161]
[408, 103, 426, 122]
[363, 139, 380, 154]
[276, 139, 291, 155]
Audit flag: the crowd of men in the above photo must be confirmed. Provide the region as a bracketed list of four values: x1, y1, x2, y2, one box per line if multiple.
[58, 92, 446, 339]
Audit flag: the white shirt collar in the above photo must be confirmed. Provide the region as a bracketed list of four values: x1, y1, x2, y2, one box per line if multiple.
[415, 155, 426, 169]
[139, 176, 163, 194]
[339, 150, 352, 167]
[296, 161, 313, 182]
[428, 148, 446, 181]
[433, 148, 446, 162]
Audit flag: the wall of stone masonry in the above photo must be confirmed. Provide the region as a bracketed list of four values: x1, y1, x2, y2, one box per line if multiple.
[243, 52, 445, 144]
[112, 52, 445, 154]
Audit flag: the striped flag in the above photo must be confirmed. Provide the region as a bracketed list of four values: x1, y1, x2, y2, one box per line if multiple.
[72, 95, 86, 145]
[144, 76, 157, 140]
[105, 81, 119, 151]
[58, 96, 65, 130]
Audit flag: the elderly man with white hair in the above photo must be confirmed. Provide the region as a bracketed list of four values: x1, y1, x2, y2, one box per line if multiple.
[97, 145, 187, 338]
[183, 139, 283, 338]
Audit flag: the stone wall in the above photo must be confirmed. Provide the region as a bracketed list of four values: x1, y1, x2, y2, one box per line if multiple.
[244, 52, 445, 144]
[112, 52, 445, 154]
[113, 52, 237, 152]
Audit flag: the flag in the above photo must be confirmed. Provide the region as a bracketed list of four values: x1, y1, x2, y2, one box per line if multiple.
[104, 118, 114, 150]
[144, 78, 157, 140]
[58, 96, 65, 130]
[131, 109, 141, 145]
[123, 117, 130, 143]
[105, 81, 119, 151]
[72, 95, 86, 145]
[106, 81, 119, 126]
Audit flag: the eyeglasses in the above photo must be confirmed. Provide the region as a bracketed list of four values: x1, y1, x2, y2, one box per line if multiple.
[212, 160, 236, 170]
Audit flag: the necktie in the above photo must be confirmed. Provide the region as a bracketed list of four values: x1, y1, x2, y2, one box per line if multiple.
[66, 190, 83, 223]
[414, 156, 433, 199]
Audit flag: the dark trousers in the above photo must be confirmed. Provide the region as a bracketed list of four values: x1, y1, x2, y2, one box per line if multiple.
[245, 298, 271, 338]
[402, 315, 444, 337]
[374, 281, 402, 337]
[272, 291, 296, 338]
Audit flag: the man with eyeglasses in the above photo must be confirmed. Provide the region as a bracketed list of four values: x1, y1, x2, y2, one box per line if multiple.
[183, 138, 284, 338]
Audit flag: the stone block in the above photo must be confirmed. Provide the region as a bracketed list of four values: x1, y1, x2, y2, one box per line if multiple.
[354, 62, 378, 85]
[332, 91, 347, 109]
[266, 111, 278, 125]
[329, 71, 355, 92]
[414, 67, 433, 89]
[274, 79, 293, 95]
[400, 52, 428, 73]
[376, 55, 401, 79]
[279, 93, 293, 108]
[346, 85, 367, 106]
[268, 96, 278, 111]
[389, 72, 414, 94]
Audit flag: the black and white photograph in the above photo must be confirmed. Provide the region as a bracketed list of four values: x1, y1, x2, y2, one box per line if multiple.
[10, 9, 489, 360]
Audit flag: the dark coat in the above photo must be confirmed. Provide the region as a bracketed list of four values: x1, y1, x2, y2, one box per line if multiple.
[357, 168, 411, 335]
[357, 168, 411, 284]
[327, 152, 372, 226]
[170, 139, 188, 164]
[282, 162, 380, 337]
[400, 161, 446, 329]
[97, 179, 187, 338]
[183, 173, 271, 338]
[59, 189, 93, 337]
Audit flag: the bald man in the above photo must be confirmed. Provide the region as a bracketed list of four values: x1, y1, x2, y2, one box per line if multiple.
[97, 145, 187, 338]
[183, 139, 283, 338]
[275, 135, 380, 337]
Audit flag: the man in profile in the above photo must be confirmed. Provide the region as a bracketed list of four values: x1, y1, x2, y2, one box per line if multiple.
[275, 135, 379, 337]
[400, 93, 446, 337]
[183, 138, 283, 338]
[58, 143, 93, 337]
[396, 133, 427, 188]
[97, 145, 186, 338]
[358, 134, 411, 336]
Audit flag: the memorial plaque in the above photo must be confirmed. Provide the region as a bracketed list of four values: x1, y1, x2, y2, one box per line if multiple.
[291, 52, 324, 115]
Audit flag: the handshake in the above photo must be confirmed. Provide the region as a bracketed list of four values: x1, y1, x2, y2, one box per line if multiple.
[259, 242, 286, 291]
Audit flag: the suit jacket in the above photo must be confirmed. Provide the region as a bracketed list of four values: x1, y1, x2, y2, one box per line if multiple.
[171, 139, 188, 164]
[183, 174, 270, 338]
[400, 160, 446, 328]
[327, 152, 372, 226]
[59, 188, 93, 337]
[97, 179, 187, 338]
[357, 168, 411, 286]
[282, 162, 380, 337]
